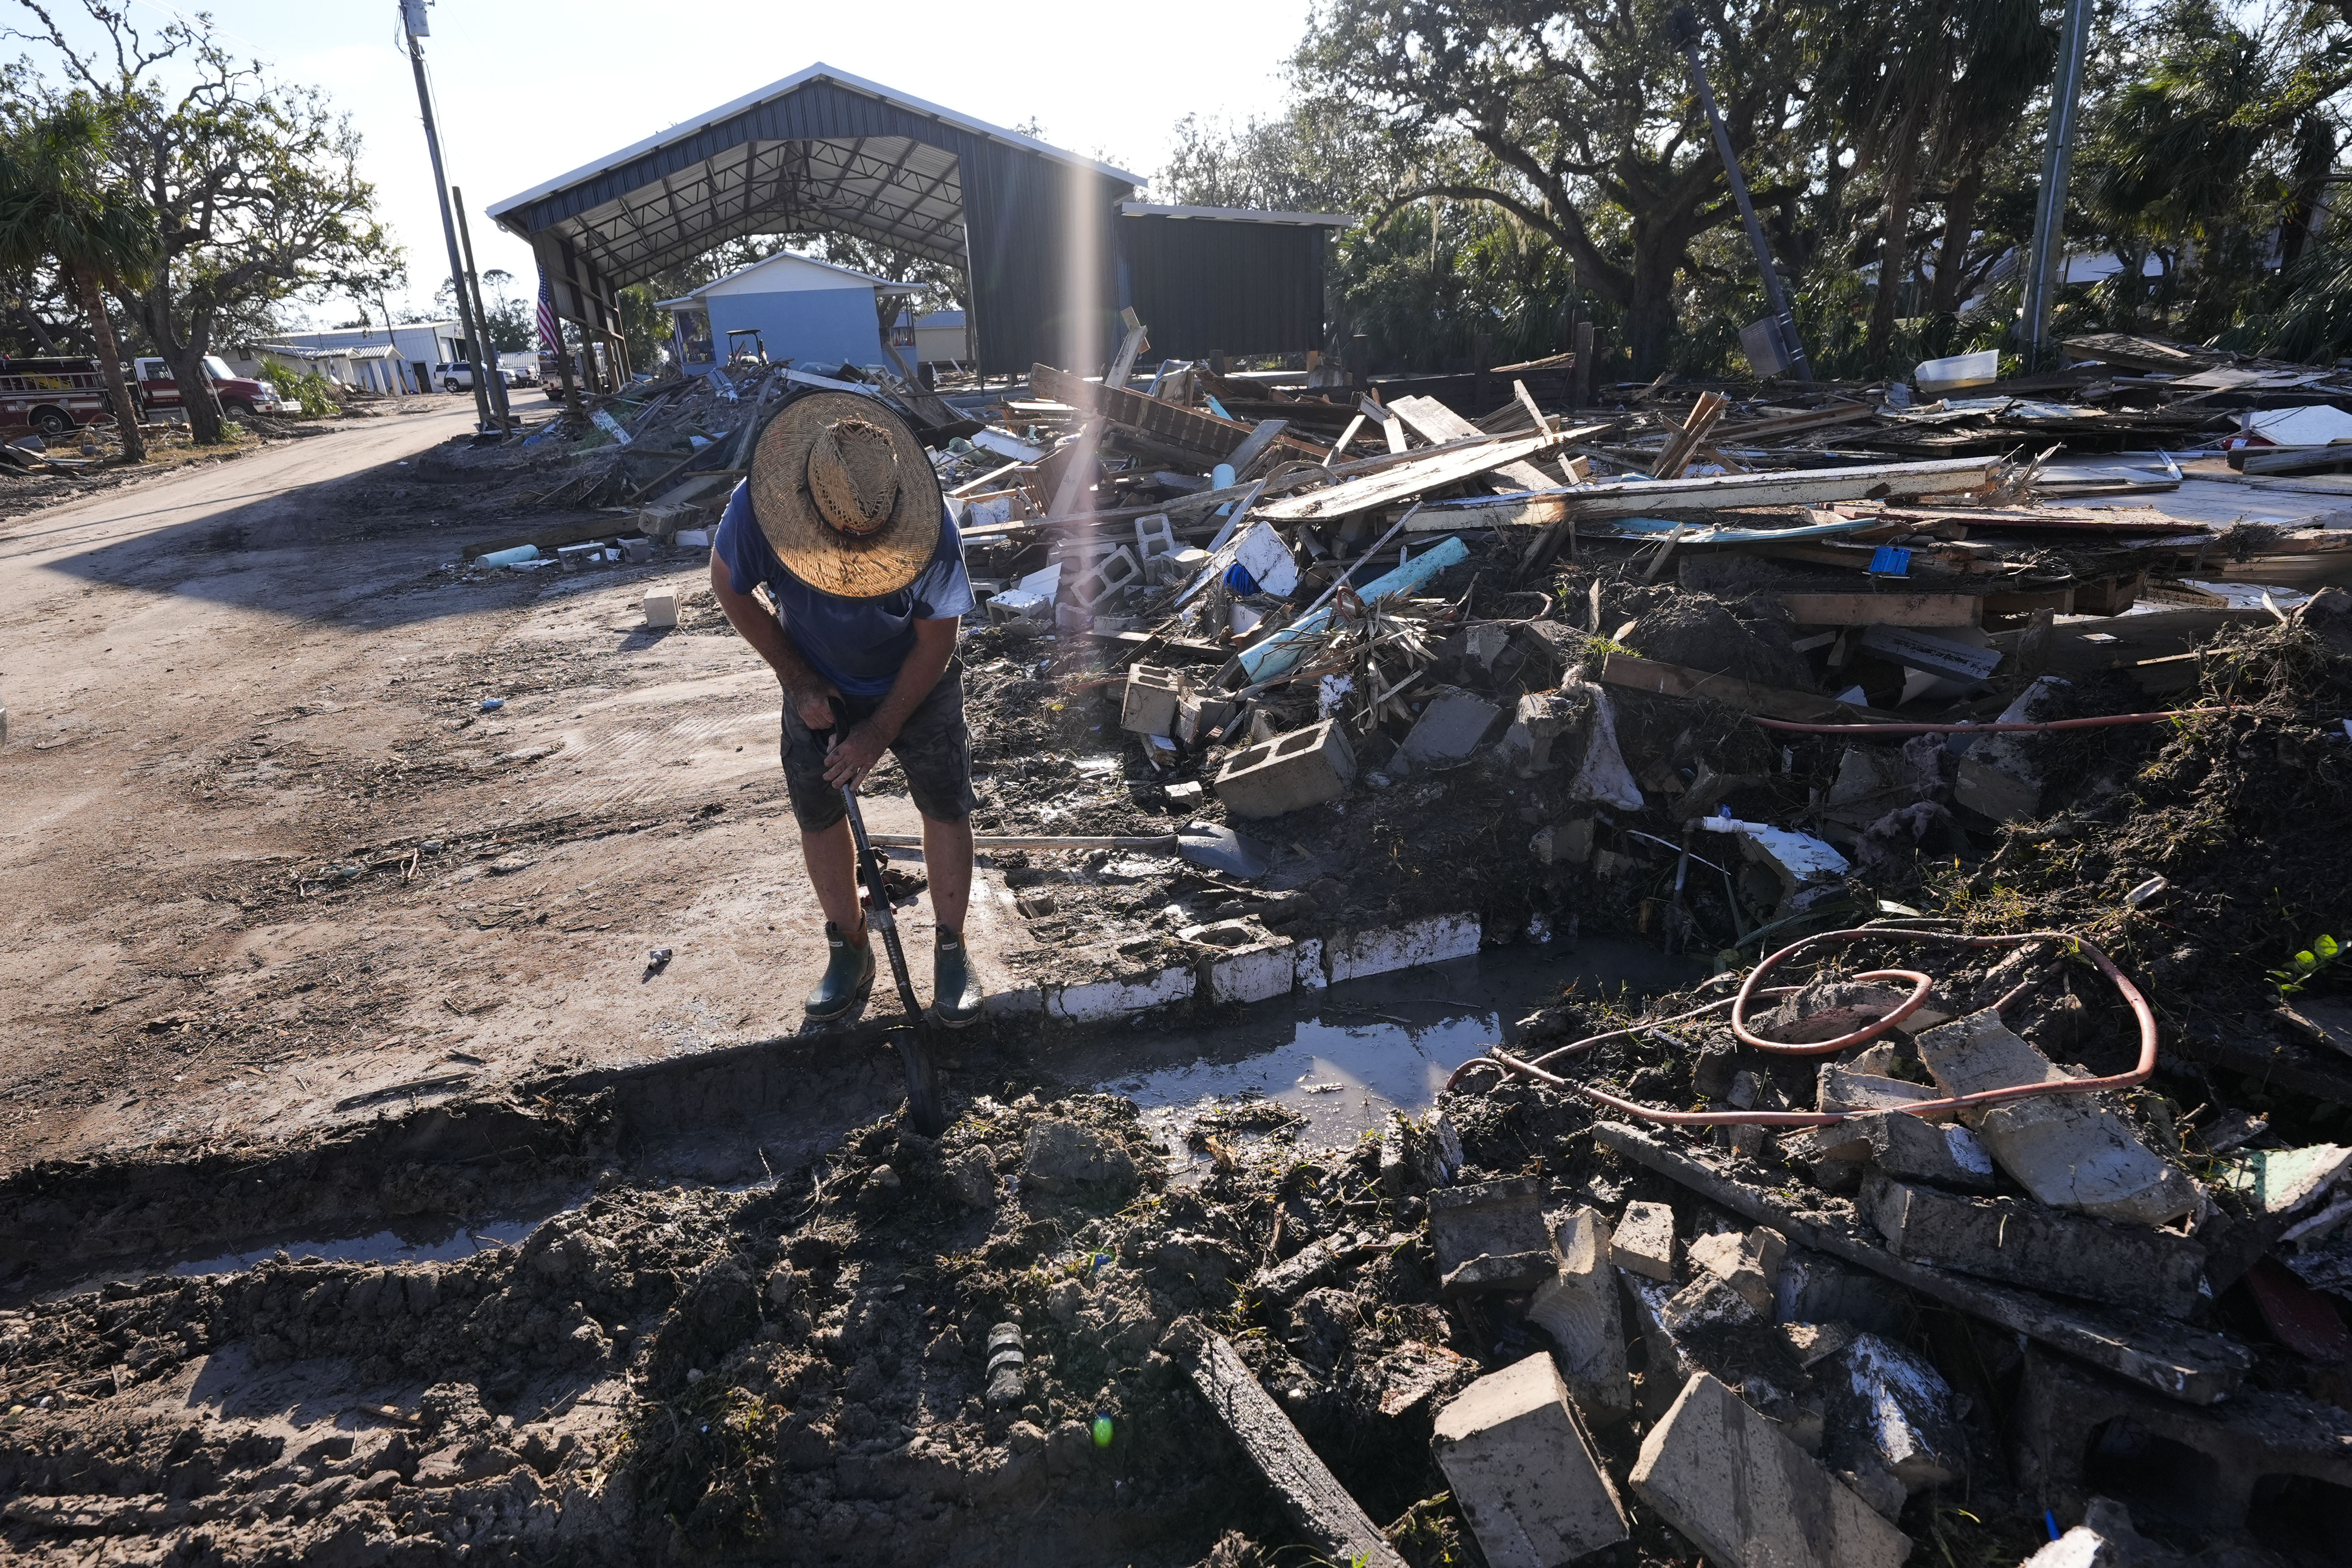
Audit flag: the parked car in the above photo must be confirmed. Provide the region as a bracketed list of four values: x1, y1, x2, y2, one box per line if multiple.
[436, 361, 528, 392]
[133, 356, 282, 421]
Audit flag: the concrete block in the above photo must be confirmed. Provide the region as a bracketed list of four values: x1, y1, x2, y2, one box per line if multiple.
[1201, 937, 1296, 1007]
[1500, 689, 1580, 774]
[1070, 544, 1142, 609]
[1955, 755, 2041, 821]
[642, 588, 679, 629]
[1612, 1200, 1676, 1282]
[1432, 1353, 1630, 1567]
[1047, 965, 1193, 1022]
[1620, 1273, 1700, 1423]
[1817, 1064, 1955, 1121]
[1401, 685, 1503, 768]
[1526, 1208, 1632, 1426]
[1119, 664, 1186, 737]
[1918, 1009, 2202, 1225]
[1660, 1272, 1764, 1337]
[1430, 1176, 1554, 1298]
[1863, 1176, 2208, 1319]
[1686, 1226, 1787, 1312]
[1630, 1373, 1913, 1568]
[1850, 1108, 1994, 1192]
[1133, 511, 1176, 560]
[1820, 1332, 1967, 1498]
[2014, 1345, 2352, 1532]
[1325, 913, 1480, 984]
[1162, 779, 1204, 808]
[1292, 937, 1326, 990]
[1213, 720, 1356, 819]
[1777, 1126, 1871, 1194]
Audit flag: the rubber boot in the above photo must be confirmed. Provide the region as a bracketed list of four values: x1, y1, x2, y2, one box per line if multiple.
[803, 919, 874, 1020]
[931, 927, 983, 1028]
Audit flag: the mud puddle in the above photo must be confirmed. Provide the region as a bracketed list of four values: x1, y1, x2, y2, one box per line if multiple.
[1091, 937, 1703, 1167]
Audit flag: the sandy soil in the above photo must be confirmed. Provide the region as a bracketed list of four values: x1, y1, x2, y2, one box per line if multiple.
[0, 402, 1034, 1177]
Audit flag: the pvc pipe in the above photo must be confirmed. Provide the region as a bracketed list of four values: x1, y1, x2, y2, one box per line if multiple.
[1750, 706, 2240, 737]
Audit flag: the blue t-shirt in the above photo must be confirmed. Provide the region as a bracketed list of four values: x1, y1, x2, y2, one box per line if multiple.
[712, 479, 975, 696]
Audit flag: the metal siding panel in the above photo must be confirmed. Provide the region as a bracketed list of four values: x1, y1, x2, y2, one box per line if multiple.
[1119, 215, 1323, 358]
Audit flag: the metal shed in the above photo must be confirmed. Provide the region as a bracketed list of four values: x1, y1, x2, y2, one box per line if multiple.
[486, 64, 1348, 387]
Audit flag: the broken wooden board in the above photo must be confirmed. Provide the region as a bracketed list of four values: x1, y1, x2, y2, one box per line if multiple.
[1778, 592, 1983, 628]
[1592, 1122, 2253, 1405]
[1172, 1322, 1408, 1568]
[1256, 429, 1583, 523]
[1029, 362, 1323, 464]
[1715, 401, 1876, 441]
[1554, 456, 2002, 518]
[1596, 653, 1904, 722]
[1388, 394, 1558, 492]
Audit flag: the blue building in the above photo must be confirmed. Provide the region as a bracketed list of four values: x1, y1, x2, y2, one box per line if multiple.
[655, 247, 913, 377]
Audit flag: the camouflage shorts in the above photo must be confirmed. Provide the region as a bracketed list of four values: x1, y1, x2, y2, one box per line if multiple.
[779, 660, 976, 832]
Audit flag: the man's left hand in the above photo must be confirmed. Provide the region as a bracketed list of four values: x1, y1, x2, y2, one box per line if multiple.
[822, 720, 891, 789]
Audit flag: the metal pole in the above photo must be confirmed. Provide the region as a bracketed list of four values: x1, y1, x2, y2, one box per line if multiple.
[1670, 6, 1814, 382]
[399, 4, 495, 434]
[2022, 0, 2094, 371]
[450, 187, 512, 425]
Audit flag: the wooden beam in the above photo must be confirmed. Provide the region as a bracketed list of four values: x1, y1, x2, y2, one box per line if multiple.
[1173, 1323, 1409, 1568]
[1030, 362, 1322, 463]
[1388, 394, 1557, 492]
[1777, 592, 1984, 627]
[1551, 456, 2000, 516]
[1256, 429, 1579, 522]
[1649, 390, 1730, 478]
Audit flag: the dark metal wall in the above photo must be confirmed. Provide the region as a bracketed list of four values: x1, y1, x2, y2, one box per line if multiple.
[497, 77, 1129, 376]
[1116, 215, 1328, 361]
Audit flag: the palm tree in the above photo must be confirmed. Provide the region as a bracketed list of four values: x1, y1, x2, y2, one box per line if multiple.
[0, 96, 161, 462]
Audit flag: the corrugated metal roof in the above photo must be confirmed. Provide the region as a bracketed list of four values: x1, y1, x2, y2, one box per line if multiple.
[651, 245, 908, 307]
[1117, 200, 1354, 227]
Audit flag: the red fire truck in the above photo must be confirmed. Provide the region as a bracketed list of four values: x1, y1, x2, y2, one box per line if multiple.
[0, 356, 116, 436]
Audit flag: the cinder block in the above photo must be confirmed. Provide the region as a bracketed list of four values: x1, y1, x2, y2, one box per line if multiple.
[1816, 1064, 1955, 1121]
[1132, 511, 1176, 560]
[1401, 685, 1503, 767]
[1611, 1199, 1675, 1282]
[1200, 937, 1294, 1006]
[1432, 1353, 1629, 1568]
[1684, 1225, 1787, 1312]
[1862, 1174, 2208, 1319]
[643, 589, 679, 629]
[1324, 913, 1479, 983]
[1212, 719, 1355, 818]
[2014, 1345, 2352, 1531]
[1820, 1332, 1967, 1498]
[1069, 544, 1142, 608]
[1630, 1372, 1912, 1568]
[1527, 1207, 1631, 1426]
[1119, 664, 1186, 737]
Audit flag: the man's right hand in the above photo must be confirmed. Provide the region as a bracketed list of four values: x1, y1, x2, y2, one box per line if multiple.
[785, 675, 841, 733]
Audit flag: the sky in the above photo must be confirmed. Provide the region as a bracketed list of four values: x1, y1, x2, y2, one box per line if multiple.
[14, 0, 1314, 324]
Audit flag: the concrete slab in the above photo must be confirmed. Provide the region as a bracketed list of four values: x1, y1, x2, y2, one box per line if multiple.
[1630, 1372, 1912, 1568]
[1432, 1352, 1628, 1567]
[1429, 1176, 1553, 1297]
[1400, 686, 1502, 768]
[1917, 1010, 2202, 1225]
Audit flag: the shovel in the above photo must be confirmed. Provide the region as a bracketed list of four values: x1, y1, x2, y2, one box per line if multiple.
[820, 702, 949, 1136]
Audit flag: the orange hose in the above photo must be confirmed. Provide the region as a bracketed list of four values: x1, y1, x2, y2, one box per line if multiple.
[1468, 927, 2158, 1128]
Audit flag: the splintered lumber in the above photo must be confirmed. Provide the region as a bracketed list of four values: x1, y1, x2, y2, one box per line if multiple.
[1388, 394, 1558, 492]
[1715, 400, 1875, 441]
[1562, 455, 2001, 516]
[1591, 1122, 2252, 1405]
[1175, 1323, 1408, 1568]
[1030, 362, 1320, 463]
[1597, 653, 1904, 722]
[1257, 428, 1592, 522]
[2060, 332, 2215, 374]
[1649, 391, 1730, 477]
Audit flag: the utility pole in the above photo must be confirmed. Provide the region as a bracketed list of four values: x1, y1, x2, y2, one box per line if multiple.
[2021, 0, 2094, 372]
[1669, 5, 1814, 382]
[451, 188, 512, 424]
[398, 0, 497, 434]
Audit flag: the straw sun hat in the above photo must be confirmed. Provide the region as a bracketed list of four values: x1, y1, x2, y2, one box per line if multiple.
[747, 391, 943, 598]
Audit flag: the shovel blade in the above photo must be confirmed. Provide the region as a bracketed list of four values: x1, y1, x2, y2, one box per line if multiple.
[1175, 821, 1271, 880]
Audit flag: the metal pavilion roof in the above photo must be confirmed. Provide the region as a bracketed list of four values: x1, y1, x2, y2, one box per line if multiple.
[485, 64, 1144, 289]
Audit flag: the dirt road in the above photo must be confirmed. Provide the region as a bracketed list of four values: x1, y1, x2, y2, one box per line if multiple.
[0, 404, 1025, 1175]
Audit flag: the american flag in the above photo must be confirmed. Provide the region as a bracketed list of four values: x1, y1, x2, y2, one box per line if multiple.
[536, 271, 560, 354]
